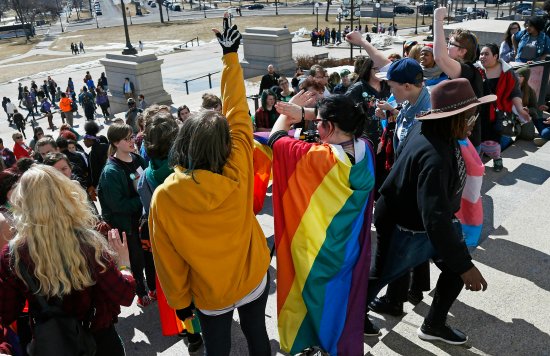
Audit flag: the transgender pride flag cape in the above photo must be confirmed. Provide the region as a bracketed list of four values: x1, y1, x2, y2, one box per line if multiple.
[271, 136, 375, 355]
[455, 138, 484, 249]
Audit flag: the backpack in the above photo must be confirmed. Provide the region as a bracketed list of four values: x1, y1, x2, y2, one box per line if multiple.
[17, 259, 96, 356]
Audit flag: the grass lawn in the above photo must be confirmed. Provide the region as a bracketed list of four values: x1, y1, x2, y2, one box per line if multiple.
[0, 36, 44, 62]
[50, 14, 427, 52]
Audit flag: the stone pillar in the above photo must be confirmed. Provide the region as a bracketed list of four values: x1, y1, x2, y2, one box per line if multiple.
[240, 27, 296, 79]
[99, 52, 172, 114]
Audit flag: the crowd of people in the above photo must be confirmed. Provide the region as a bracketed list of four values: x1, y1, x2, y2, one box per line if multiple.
[310, 22, 398, 47]
[0, 6, 549, 356]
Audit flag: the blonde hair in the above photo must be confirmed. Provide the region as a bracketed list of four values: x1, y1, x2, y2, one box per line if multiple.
[407, 44, 423, 63]
[10, 165, 113, 297]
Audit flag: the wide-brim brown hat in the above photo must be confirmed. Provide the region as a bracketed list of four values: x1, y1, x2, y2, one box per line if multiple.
[416, 78, 496, 120]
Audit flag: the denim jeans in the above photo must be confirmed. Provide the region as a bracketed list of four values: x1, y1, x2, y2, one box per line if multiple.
[533, 118, 550, 140]
[369, 222, 465, 326]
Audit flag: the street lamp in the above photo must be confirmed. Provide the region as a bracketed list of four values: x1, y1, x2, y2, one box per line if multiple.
[121, 0, 137, 55]
[473, 0, 478, 19]
[275, 0, 278, 15]
[447, 0, 452, 24]
[312, 0, 315, 15]
[315, 3, 319, 29]
[54, 0, 64, 32]
[422, 0, 426, 25]
[415, 2, 419, 34]
[375, 2, 380, 33]
[496, 0, 500, 19]
[337, 7, 343, 33]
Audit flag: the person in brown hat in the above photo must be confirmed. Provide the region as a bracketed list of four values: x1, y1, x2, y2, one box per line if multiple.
[367, 78, 493, 345]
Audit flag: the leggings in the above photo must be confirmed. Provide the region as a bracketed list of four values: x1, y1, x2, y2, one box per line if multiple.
[94, 325, 125, 356]
[196, 271, 271, 356]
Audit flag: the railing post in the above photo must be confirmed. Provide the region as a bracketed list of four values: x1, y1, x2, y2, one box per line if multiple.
[197, 36, 199, 46]
[208, 73, 212, 88]
[538, 60, 550, 106]
[185, 80, 189, 95]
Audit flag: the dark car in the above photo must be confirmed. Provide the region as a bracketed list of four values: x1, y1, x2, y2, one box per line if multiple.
[171, 4, 182, 11]
[394, 5, 414, 14]
[514, 3, 532, 13]
[418, 4, 434, 15]
[247, 4, 265, 10]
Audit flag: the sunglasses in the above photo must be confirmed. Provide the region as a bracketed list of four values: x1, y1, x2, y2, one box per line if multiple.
[447, 42, 464, 49]
[466, 113, 479, 126]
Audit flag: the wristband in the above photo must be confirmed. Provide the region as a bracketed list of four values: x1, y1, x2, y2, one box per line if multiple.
[301, 106, 305, 122]
[119, 265, 131, 272]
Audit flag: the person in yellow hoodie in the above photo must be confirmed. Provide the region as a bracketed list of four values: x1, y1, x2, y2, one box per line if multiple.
[149, 15, 271, 356]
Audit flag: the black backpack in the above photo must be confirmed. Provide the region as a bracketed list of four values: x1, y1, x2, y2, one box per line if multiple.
[18, 259, 97, 356]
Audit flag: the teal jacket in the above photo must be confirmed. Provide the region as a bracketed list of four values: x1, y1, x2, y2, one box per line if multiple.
[98, 153, 146, 236]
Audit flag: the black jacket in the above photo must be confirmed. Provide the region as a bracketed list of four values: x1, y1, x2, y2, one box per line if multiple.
[375, 123, 473, 275]
[88, 140, 109, 188]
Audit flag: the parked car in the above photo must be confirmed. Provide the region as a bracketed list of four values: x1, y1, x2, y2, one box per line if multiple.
[150, 2, 157, 7]
[171, 4, 181, 11]
[514, 3, 532, 13]
[418, 4, 434, 15]
[394, 5, 414, 14]
[247, 4, 265, 10]
[96, 10, 102, 15]
[522, 8, 545, 16]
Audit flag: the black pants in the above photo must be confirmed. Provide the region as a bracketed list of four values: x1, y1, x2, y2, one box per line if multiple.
[94, 325, 125, 356]
[196, 272, 271, 356]
[425, 261, 465, 326]
[15, 123, 26, 139]
[385, 261, 431, 303]
[126, 232, 156, 297]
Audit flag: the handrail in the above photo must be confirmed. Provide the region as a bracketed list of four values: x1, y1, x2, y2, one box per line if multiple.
[178, 36, 200, 49]
[183, 70, 220, 95]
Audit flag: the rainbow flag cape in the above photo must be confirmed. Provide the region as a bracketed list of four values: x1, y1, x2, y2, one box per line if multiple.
[455, 139, 484, 249]
[253, 138, 273, 214]
[271, 137, 375, 355]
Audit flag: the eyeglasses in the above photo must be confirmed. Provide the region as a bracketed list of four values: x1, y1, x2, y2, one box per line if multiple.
[447, 42, 464, 49]
[15, 136, 22, 139]
[466, 113, 479, 126]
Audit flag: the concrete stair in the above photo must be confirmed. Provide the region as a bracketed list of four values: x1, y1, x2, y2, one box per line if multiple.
[366, 140, 550, 355]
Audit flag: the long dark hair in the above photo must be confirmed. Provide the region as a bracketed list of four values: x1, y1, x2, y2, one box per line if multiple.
[354, 56, 375, 83]
[317, 95, 366, 139]
[504, 22, 520, 47]
[421, 108, 475, 144]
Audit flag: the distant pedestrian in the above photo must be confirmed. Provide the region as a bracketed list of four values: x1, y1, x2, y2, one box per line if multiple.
[139, 40, 144, 52]
[5, 99, 15, 125]
[79, 86, 95, 121]
[59, 92, 74, 126]
[138, 94, 147, 110]
[123, 77, 135, 100]
[96, 88, 110, 118]
[13, 110, 26, 139]
[98, 72, 109, 92]
[17, 83, 24, 108]
[79, 41, 85, 53]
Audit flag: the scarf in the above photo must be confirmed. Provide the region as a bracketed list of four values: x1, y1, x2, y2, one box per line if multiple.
[422, 64, 443, 80]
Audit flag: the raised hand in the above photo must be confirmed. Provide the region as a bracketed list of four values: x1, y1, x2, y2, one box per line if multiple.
[212, 13, 242, 55]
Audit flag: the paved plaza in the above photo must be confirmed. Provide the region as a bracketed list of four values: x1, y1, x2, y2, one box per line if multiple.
[0, 12, 549, 355]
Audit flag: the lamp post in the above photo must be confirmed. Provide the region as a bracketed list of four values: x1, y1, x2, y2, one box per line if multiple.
[447, 0, 452, 24]
[275, 0, 278, 15]
[375, 1, 380, 32]
[55, 0, 64, 32]
[496, 0, 500, 19]
[422, 0, 426, 25]
[415, 3, 419, 34]
[315, 2, 319, 29]
[473, 0, 478, 19]
[126, 7, 132, 25]
[343, 0, 353, 60]
[337, 7, 343, 33]
[121, 0, 137, 55]
[312, 0, 315, 14]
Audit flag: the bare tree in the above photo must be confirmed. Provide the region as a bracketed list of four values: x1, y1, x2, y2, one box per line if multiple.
[7, 0, 59, 40]
[325, 0, 330, 22]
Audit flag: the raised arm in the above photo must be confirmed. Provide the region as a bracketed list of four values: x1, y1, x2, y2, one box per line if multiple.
[433, 7, 462, 79]
[346, 31, 391, 69]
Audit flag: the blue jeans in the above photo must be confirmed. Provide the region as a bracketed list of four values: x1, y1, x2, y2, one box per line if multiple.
[533, 118, 550, 140]
[369, 222, 465, 326]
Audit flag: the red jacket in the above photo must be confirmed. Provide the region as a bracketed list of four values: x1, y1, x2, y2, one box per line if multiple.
[12, 143, 31, 160]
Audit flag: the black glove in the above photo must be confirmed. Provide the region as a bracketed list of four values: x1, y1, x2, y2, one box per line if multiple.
[215, 16, 242, 55]
[175, 302, 195, 321]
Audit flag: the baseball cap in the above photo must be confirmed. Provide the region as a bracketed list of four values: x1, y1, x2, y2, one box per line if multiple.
[376, 58, 423, 85]
[340, 69, 351, 77]
[127, 98, 135, 105]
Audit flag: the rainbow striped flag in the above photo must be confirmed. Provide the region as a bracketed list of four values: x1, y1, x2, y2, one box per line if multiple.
[456, 139, 484, 249]
[253, 138, 273, 215]
[270, 137, 375, 355]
